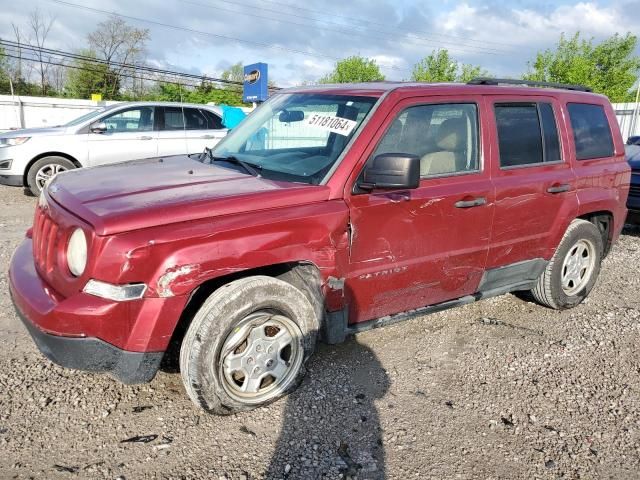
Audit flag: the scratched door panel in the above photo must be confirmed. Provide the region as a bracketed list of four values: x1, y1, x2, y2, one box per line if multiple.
[344, 95, 493, 324]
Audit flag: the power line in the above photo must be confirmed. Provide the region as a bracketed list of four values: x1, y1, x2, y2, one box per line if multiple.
[179, 0, 511, 56]
[1, 40, 281, 93]
[45, 0, 364, 67]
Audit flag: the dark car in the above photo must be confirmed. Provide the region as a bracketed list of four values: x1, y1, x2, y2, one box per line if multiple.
[627, 135, 640, 146]
[626, 144, 640, 223]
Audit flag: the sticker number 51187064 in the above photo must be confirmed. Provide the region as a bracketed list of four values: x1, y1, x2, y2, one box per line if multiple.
[306, 114, 357, 136]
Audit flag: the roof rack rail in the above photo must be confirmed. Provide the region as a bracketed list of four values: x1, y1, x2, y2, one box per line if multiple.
[468, 77, 592, 92]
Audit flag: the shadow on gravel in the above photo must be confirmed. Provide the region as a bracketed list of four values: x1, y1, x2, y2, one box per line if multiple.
[266, 338, 389, 480]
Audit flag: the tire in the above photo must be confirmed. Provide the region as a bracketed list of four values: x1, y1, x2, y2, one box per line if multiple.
[530, 219, 604, 310]
[179, 275, 319, 414]
[26, 156, 76, 196]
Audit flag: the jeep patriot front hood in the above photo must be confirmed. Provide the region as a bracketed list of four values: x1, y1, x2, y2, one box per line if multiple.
[47, 155, 330, 235]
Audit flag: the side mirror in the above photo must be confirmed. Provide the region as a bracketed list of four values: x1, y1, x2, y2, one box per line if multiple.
[90, 122, 107, 134]
[359, 153, 420, 190]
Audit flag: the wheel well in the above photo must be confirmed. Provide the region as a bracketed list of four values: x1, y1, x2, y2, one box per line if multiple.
[578, 211, 613, 257]
[159, 262, 325, 373]
[23, 152, 82, 186]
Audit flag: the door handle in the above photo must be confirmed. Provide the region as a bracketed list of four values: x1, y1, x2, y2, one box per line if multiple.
[454, 197, 486, 208]
[138, 135, 153, 140]
[200, 134, 215, 139]
[547, 183, 570, 194]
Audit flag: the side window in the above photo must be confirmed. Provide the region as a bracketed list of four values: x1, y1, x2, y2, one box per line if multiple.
[373, 103, 479, 177]
[201, 109, 224, 130]
[567, 103, 614, 160]
[495, 104, 543, 167]
[184, 108, 207, 130]
[162, 107, 185, 130]
[494, 102, 563, 167]
[102, 107, 154, 133]
[539, 103, 561, 162]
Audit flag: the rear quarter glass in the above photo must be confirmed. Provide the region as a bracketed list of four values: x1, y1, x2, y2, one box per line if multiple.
[567, 103, 615, 160]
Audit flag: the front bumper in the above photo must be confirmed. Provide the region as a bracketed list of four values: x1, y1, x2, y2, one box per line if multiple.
[9, 238, 185, 384]
[0, 173, 22, 186]
[13, 304, 163, 383]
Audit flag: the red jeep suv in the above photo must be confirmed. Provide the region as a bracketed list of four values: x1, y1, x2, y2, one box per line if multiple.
[9, 79, 630, 414]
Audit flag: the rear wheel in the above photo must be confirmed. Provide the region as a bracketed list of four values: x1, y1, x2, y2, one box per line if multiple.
[530, 219, 603, 309]
[179, 276, 318, 414]
[26, 156, 76, 196]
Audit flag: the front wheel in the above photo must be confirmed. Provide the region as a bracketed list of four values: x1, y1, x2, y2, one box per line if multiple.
[530, 219, 603, 309]
[26, 156, 76, 196]
[179, 276, 319, 414]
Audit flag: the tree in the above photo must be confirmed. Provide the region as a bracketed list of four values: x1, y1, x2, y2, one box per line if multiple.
[88, 16, 150, 98]
[64, 50, 119, 99]
[0, 47, 11, 94]
[524, 32, 640, 102]
[411, 49, 489, 83]
[221, 62, 243, 84]
[27, 8, 56, 95]
[149, 81, 244, 106]
[319, 56, 385, 83]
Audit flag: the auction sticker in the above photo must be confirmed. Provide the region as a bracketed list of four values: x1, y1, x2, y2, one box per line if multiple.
[306, 114, 357, 136]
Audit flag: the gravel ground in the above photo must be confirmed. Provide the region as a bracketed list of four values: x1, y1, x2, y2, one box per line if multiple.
[0, 184, 639, 480]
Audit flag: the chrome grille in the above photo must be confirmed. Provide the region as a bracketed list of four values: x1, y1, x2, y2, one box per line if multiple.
[32, 207, 59, 274]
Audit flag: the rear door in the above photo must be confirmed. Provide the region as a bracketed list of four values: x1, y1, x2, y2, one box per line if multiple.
[344, 96, 494, 323]
[156, 106, 190, 156]
[184, 108, 228, 153]
[87, 106, 158, 166]
[486, 96, 578, 268]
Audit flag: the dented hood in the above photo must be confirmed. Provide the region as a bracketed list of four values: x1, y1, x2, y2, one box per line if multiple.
[47, 155, 330, 235]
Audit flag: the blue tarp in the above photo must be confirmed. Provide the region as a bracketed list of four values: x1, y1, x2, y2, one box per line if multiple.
[220, 105, 247, 129]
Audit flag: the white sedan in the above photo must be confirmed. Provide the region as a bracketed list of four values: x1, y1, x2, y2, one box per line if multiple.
[0, 102, 229, 195]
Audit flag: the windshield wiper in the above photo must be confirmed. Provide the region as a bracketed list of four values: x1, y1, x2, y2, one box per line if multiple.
[202, 148, 262, 178]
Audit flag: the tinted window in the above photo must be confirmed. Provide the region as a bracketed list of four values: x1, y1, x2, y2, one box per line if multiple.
[540, 103, 561, 162]
[102, 107, 154, 133]
[568, 103, 614, 160]
[184, 108, 207, 130]
[495, 104, 543, 167]
[201, 109, 224, 129]
[373, 103, 479, 177]
[162, 107, 185, 130]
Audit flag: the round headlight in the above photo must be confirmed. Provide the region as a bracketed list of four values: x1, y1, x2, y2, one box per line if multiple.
[67, 228, 87, 277]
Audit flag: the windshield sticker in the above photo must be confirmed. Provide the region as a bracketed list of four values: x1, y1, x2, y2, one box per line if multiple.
[306, 114, 357, 136]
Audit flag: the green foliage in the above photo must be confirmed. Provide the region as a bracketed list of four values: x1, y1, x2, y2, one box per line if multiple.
[148, 81, 244, 106]
[411, 49, 489, 83]
[524, 32, 640, 102]
[221, 62, 244, 84]
[0, 46, 10, 94]
[64, 50, 120, 100]
[319, 56, 385, 83]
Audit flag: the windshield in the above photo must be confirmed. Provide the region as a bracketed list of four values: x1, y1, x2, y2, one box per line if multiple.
[211, 93, 378, 184]
[63, 105, 117, 127]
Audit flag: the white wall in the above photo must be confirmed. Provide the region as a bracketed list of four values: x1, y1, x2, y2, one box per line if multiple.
[613, 103, 640, 140]
[0, 95, 121, 131]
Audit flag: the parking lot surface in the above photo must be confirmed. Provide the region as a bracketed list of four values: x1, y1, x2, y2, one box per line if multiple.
[1, 185, 639, 479]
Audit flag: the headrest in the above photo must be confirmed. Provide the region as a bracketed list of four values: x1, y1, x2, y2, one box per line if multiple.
[435, 118, 466, 151]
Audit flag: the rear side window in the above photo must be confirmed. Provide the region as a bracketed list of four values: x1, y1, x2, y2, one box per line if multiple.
[495, 102, 562, 167]
[567, 103, 614, 160]
[201, 109, 224, 129]
[162, 107, 185, 130]
[184, 108, 207, 130]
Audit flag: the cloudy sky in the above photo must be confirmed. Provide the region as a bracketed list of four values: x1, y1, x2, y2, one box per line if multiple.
[2, 0, 640, 87]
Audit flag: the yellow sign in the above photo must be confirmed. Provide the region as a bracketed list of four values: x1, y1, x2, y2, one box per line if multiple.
[91, 93, 102, 101]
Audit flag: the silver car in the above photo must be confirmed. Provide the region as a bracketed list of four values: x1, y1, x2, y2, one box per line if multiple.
[0, 102, 228, 195]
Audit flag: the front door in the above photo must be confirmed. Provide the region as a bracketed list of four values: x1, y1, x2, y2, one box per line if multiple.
[87, 106, 157, 166]
[345, 97, 494, 323]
